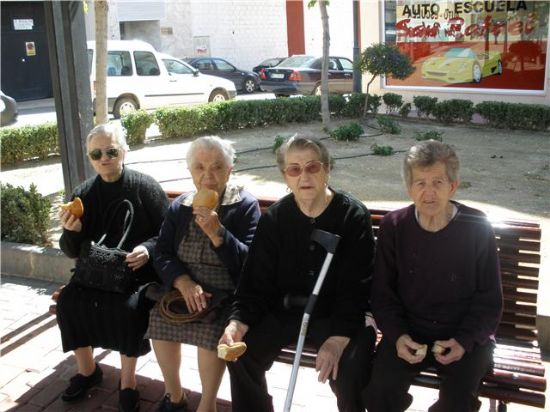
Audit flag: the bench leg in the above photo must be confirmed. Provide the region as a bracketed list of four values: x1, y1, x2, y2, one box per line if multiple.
[497, 401, 507, 412]
[489, 399, 497, 412]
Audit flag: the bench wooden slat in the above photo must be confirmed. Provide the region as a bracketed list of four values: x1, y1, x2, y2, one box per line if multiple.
[501, 275, 539, 289]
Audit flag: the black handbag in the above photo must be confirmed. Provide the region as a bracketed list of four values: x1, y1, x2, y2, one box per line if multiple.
[71, 200, 136, 294]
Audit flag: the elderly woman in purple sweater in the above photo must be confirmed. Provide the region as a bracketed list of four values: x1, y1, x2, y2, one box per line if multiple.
[364, 140, 503, 412]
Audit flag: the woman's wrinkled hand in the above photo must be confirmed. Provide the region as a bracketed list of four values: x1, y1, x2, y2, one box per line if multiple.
[59, 209, 82, 232]
[173, 275, 212, 313]
[219, 320, 249, 346]
[396, 334, 426, 364]
[193, 206, 223, 247]
[315, 336, 350, 383]
[125, 245, 149, 271]
[433, 338, 465, 365]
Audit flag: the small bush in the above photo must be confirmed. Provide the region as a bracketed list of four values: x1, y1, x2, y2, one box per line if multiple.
[432, 99, 474, 124]
[367, 94, 382, 115]
[376, 116, 401, 134]
[475, 101, 550, 131]
[474, 101, 508, 128]
[413, 96, 438, 118]
[329, 122, 364, 141]
[155, 107, 202, 139]
[399, 102, 411, 118]
[415, 130, 444, 141]
[0, 123, 59, 165]
[383, 93, 403, 113]
[121, 110, 154, 146]
[371, 143, 394, 156]
[1, 183, 51, 246]
[272, 135, 286, 153]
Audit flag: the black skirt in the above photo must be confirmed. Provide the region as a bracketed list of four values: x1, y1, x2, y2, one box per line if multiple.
[56, 282, 153, 357]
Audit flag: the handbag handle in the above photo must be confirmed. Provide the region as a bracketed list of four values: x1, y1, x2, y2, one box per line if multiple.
[96, 199, 135, 249]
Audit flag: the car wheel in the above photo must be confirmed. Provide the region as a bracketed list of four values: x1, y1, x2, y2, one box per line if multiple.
[497, 60, 503, 75]
[243, 78, 256, 94]
[209, 89, 228, 102]
[472, 63, 482, 83]
[113, 97, 138, 118]
[313, 84, 322, 96]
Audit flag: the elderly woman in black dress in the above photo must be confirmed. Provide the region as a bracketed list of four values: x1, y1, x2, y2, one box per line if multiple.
[146, 135, 260, 412]
[56, 124, 169, 412]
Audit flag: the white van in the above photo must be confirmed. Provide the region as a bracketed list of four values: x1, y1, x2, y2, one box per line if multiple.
[87, 40, 237, 118]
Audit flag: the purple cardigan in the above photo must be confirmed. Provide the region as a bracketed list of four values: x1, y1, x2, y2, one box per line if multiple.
[153, 187, 260, 290]
[371, 201, 503, 353]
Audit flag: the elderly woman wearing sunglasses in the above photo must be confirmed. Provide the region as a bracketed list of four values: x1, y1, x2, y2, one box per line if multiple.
[219, 136, 377, 412]
[56, 124, 169, 412]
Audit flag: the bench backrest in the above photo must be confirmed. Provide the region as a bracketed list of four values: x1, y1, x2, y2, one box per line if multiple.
[167, 191, 542, 348]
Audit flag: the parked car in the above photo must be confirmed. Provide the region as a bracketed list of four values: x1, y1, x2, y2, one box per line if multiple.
[184, 57, 260, 94]
[259, 55, 354, 97]
[421, 47, 502, 84]
[0, 91, 18, 127]
[87, 40, 237, 118]
[252, 57, 286, 74]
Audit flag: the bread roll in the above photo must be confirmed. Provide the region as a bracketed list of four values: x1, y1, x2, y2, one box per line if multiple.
[415, 344, 428, 356]
[217, 342, 247, 362]
[193, 188, 219, 209]
[60, 197, 84, 218]
[432, 343, 445, 355]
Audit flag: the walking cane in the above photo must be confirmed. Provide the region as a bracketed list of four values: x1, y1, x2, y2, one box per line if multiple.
[283, 229, 341, 412]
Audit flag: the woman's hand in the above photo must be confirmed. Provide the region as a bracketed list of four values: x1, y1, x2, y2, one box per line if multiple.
[125, 245, 149, 271]
[219, 320, 249, 346]
[173, 275, 212, 313]
[193, 206, 224, 247]
[59, 209, 82, 232]
[433, 338, 465, 365]
[396, 334, 426, 364]
[316, 336, 350, 383]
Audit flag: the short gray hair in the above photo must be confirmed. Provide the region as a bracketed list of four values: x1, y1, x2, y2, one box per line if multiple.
[403, 140, 459, 187]
[275, 135, 331, 173]
[186, 135, 235, 169]
[86, 123, 129, 152]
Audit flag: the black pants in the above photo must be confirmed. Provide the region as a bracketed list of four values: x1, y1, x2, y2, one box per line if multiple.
[363, 337, 493, 412]
[227, 312, 376, 412]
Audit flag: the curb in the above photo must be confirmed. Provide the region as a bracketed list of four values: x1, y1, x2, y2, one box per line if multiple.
[1, 241, 73, 284]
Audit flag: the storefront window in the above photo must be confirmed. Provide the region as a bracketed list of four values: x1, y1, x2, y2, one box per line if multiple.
[383, 0, 549, 92]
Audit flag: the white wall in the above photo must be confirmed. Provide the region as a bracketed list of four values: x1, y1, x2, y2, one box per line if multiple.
[303, 0, 354, 59]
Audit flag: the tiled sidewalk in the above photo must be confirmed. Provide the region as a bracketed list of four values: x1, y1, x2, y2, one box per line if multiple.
[1, 275, 547, 412]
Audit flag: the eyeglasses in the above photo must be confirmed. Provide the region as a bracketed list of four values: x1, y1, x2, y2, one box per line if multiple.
[88, 148, 120, 161]
[283, 160, 324, 177]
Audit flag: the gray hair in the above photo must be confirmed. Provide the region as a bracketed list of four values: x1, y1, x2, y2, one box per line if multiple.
[402, 140, 460, 187]
[275, 135, 331, 173]
[86, 123, 129, 152]
[186, 135, 235, 169]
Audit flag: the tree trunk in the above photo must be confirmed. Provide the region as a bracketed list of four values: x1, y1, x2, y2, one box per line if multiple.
[362, 76, 375, 118]
[319, 1, 330, 127]
[94, 0, 109, 124]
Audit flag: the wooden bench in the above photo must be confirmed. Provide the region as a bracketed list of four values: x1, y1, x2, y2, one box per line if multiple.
[52, 191, 546, 410]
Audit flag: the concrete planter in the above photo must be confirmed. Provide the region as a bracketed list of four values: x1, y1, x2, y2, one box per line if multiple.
[1, 241, 73, 284]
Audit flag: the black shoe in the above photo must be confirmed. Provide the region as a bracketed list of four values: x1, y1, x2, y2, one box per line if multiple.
[158, 393, 188, 412]
[119, 387, 140, 412]
[61, 363, 103, 402]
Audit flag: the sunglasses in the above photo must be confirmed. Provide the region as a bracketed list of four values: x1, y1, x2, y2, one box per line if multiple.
[88, 148, 120, 161]
[283, 160, 324, 177]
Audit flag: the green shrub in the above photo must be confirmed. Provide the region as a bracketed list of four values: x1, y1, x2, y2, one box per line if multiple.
[376, 116, 401, 134]
[399, 102, 411, 118]
[475, 101, 550, 131]
[413, 96, 438, 118]
[415, 130, 444, 141]
[121, 110, 154, 146]
[371, 143, 394, 156]
[432, 99, 474, 124]
[329, 122, 364, 141]
[272, 135, 286, 153]
[0, 123, 58, 165]
[383, 93, 404, 113]
[339, 93, 366, 117]
[474, 101, 508, 128]
[155, 107, 202, 139]
[367, 93, 382, 115]
[1, 183, 51, 246]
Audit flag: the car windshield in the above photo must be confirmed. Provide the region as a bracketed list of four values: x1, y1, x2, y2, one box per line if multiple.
[278, 55, 315, 67]
[445, 48, 473, 58]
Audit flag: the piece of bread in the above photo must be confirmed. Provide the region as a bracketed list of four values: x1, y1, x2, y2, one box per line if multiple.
[217, 342, 247, 362]
[432, 343, 445, 354]
[193, 188, 219, 209]
[60, 197, 84, 218]
[415, 344, 428, 356]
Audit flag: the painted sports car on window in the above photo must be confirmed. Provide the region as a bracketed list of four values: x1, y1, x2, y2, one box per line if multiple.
[421, 47, 502, 84]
